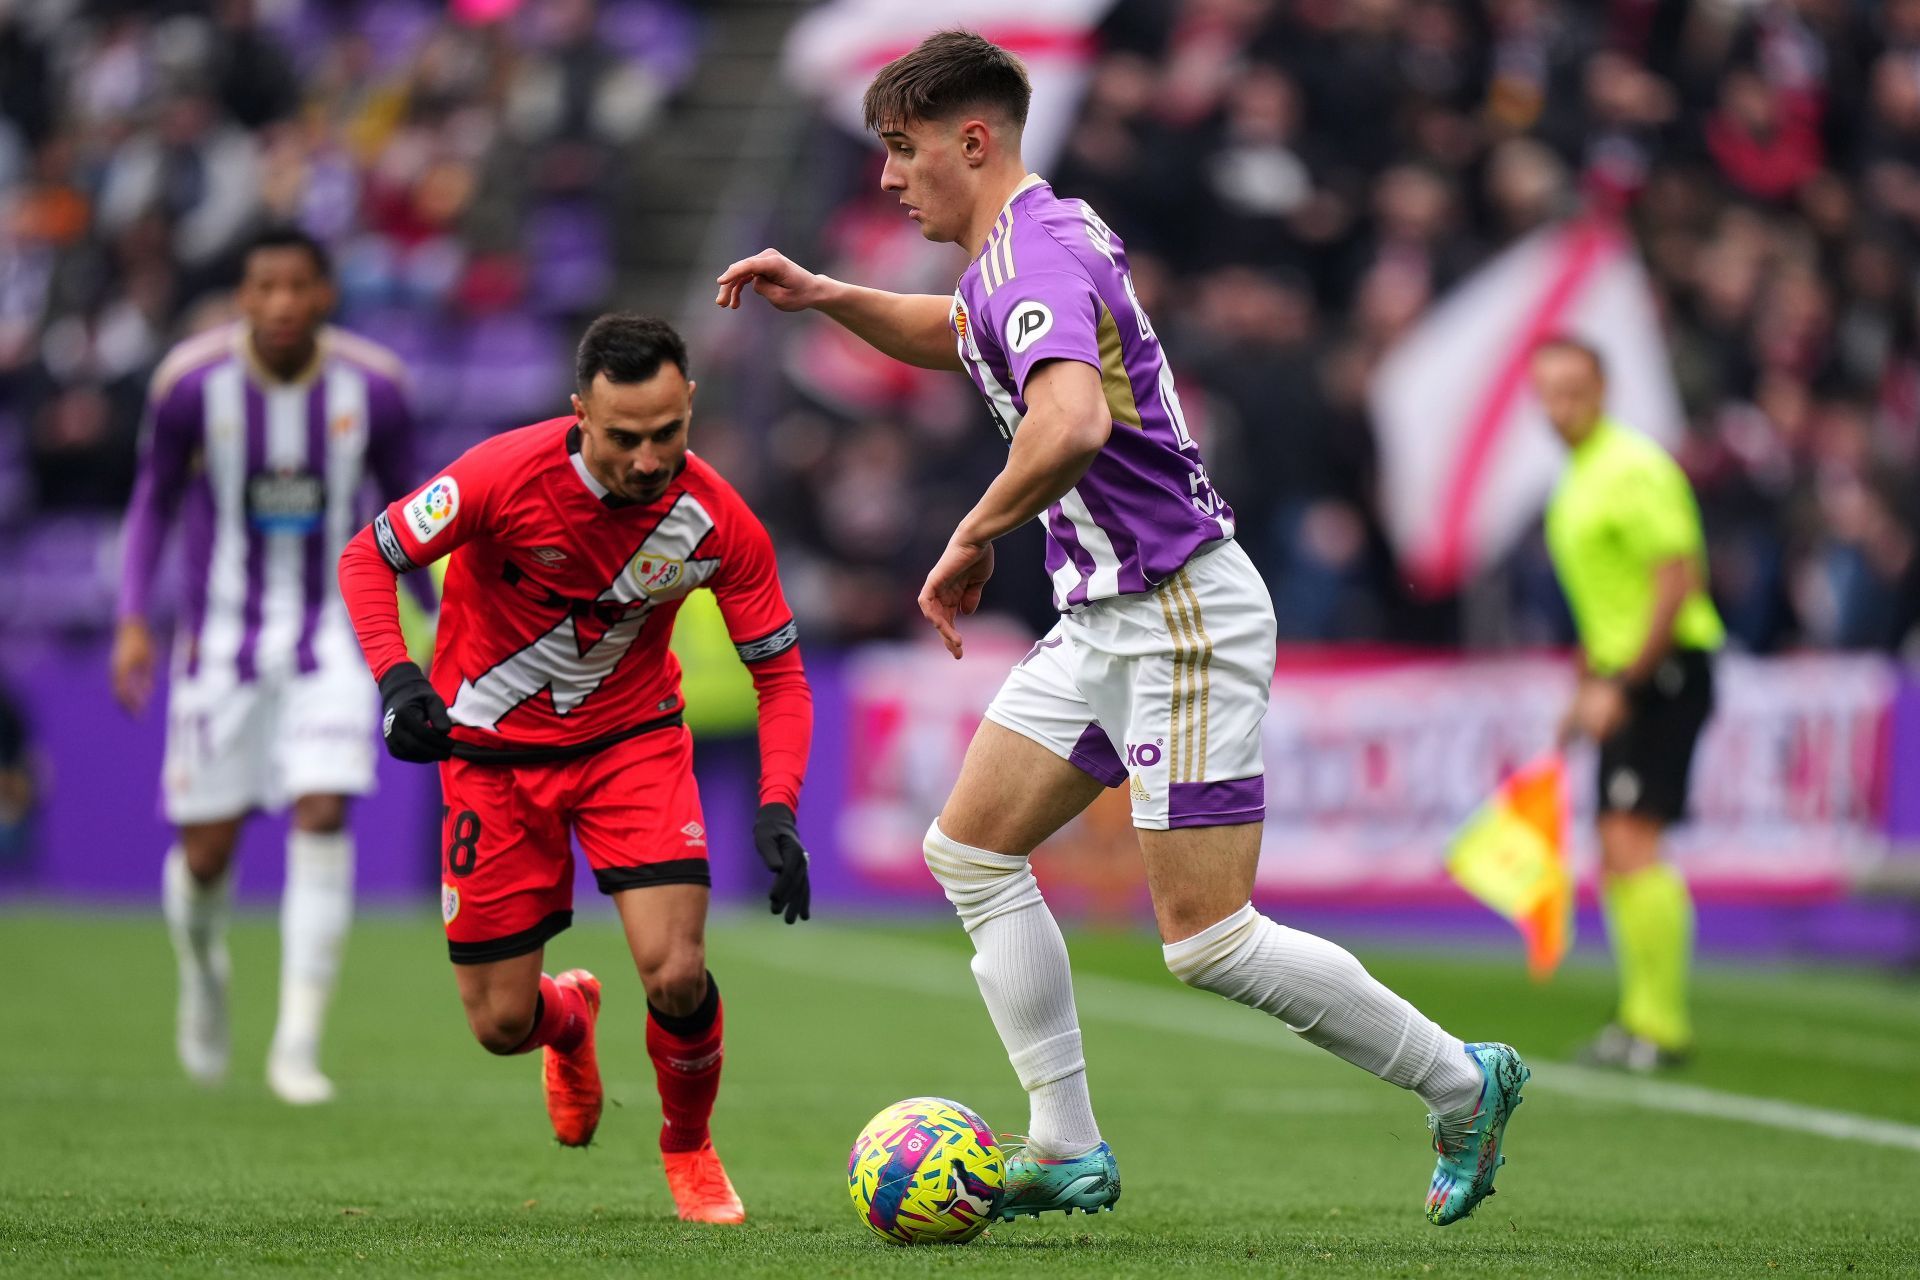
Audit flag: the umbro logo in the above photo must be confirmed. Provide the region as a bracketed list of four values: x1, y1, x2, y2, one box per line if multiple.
[532, 546, 567, 563]
[681, 821, 706, 847]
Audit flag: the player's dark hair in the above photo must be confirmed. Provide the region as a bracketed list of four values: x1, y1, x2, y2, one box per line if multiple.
[575, 313, 689, 391]
[862, 30, 1031, 133]
[1534, 333, 1607, 379]
[243, 225, 332, 279]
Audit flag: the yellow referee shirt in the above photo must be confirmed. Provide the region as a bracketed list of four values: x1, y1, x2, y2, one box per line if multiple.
[1544, 419, 1723, 675]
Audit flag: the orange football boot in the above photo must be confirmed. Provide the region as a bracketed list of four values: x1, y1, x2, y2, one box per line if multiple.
[543, 969, 602, 1147]
[662, 1141, 746, 1223]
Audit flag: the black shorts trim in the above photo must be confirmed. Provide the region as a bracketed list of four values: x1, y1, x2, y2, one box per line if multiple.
[1597, 649, 1715, 824]
[448, 909, 573, 965]
[450, 710, 684, 766]
[593, 859, 711, 895]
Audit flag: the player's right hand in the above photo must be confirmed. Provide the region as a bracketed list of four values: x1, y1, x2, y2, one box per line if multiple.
[377, 661, 455, 763]
[714, 249, 826, 312]
[110, 618, 156, 715]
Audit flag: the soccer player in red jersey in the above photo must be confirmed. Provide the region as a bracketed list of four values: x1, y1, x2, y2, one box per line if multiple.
[336, 314, 812, 1224]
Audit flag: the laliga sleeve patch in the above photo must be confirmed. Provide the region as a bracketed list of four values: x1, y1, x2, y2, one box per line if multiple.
[405, 476, 460, 544]
[1005, 300, 1054, 354]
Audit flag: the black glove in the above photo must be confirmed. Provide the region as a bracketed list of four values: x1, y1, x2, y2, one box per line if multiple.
[378, 661, 454, 763]
[752, 801, 811, 924]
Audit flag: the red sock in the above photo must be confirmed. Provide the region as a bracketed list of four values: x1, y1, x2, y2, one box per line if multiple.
[646, 975, 723, 1153]
[512, 973, 586, 1055]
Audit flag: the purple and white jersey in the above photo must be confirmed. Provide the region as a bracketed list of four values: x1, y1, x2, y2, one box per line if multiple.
[952, 177, 1234, 611]
[119, 322, 417, 682]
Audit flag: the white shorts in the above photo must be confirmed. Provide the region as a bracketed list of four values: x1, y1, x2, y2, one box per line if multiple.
[984, 539, 1276, 830]
[162, 654, 378, 825]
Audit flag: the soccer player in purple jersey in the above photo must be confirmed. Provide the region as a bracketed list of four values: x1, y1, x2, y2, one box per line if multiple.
[718, 32, 1528, 1226]
[113, 227, 420, 1105]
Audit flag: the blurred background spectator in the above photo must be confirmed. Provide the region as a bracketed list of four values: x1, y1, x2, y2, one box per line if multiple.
[706, 0, 1920, 659]
[2, 0, 1918, 664]
[0, 0, 700, 639]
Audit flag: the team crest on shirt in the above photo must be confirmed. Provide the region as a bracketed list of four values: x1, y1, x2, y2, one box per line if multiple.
[406, 476, 460, 543]
[952, 292, 982, 361]
[628, 553, 686, 596]
[441, 883, 460, 924]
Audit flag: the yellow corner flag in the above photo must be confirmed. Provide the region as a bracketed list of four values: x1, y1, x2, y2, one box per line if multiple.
[1446, 754, 1574, 981]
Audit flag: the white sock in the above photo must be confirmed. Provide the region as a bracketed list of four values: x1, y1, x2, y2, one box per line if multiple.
[1164, 903, 1483, 1116]
[271, 830, 354, 1067]
[163, 845, 231, 973]
[924, 821, 1102, 1158]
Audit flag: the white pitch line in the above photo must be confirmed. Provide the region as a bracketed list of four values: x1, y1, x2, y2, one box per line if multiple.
[735, 926, 1920, 1156]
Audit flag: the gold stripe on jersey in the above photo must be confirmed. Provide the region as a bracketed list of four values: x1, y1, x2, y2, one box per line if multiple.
[998, 226, 1017, 284]
[1095, 306, 1142, 430]
[1177, 569, 1214, 782]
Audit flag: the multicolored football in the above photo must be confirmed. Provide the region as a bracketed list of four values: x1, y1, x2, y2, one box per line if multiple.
[847, 1097, 1005, 1245]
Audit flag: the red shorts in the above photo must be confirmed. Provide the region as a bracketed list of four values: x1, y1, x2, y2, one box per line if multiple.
[436, 724, 708, 964]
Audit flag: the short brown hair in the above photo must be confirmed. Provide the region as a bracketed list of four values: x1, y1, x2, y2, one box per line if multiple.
[1533, 333, 1606, 379]
[862, 30, 1032, 133]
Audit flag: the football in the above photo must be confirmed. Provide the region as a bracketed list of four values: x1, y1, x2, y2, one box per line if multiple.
[846, 1097, 1006, 1245]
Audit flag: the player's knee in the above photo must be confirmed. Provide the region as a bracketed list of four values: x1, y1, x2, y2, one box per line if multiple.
[462, 988, 538, 1055]
[468, 1007, 535, 1055]
[178, 821, 241, 881]
[641, 956, 708, 1018]
[923, 820, 1041, 931]
[291, 794, 349, 834]
[1163, 902, 1260, 992]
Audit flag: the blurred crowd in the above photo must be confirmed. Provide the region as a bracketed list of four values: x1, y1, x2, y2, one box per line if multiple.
[0, 0, 697, 631]
[734, 0, 1920, 654]
[5, 0, 1920, 659]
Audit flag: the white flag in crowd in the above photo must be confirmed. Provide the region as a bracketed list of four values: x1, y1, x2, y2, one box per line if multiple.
[1370, 219, 1685, 594]
[783, 0, 1115, 171]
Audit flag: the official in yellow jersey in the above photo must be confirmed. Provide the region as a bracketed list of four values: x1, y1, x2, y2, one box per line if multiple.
[1534, 335, 1723, 1071]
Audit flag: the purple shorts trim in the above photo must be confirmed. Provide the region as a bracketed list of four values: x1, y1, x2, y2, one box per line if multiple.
[1068, 723, 1126, 788]
[1166, 776, 1265, 829]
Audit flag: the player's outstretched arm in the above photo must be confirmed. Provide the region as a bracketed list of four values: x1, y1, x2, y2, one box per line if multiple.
[714, 248, 962, 372]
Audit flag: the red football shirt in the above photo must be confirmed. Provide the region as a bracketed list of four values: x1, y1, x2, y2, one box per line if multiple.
[338, 417, 810, 806]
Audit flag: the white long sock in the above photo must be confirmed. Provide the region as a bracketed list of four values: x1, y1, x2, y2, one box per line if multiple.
[163, 846, 231, 971]
[1164, 903, 1483, 1115]
[924, 821, 1102, 1158]
[271, 830, 354, 1067]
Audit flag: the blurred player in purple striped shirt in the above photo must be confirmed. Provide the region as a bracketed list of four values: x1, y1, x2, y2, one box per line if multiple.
[113, 227, 419, 1105]
[718, 31, 1526, 1227]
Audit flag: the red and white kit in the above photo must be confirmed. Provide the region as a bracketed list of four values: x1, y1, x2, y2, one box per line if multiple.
[338, 417, 811, 961]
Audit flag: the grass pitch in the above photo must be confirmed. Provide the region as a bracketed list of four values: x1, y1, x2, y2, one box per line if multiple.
[2, 907, 1917, 1276]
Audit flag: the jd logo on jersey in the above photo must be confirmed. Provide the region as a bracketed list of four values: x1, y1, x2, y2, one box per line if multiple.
[630, 554, 685, 595]
[1006, 301, 1053, 354]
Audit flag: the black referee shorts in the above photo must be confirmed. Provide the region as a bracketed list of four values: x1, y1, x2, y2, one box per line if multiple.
[1596, 649, 1715, 825]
